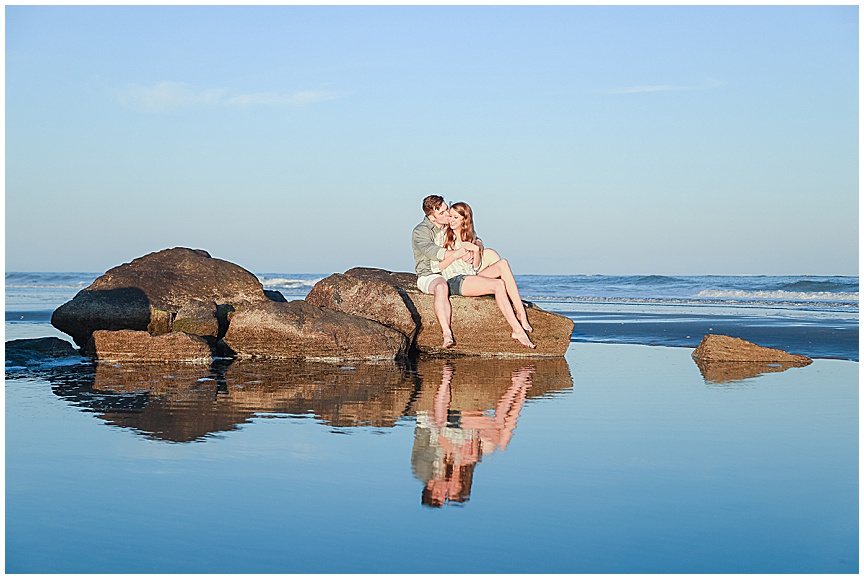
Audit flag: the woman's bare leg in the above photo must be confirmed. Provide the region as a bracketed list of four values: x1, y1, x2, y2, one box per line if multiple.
[477, 255, 532, 332]
[460, 276, 535, 348]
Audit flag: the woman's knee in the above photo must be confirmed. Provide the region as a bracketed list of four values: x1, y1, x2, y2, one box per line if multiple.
[480, 248, 501, 270]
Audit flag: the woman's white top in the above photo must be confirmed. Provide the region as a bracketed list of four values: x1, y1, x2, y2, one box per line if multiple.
[431, 237, 479, 279]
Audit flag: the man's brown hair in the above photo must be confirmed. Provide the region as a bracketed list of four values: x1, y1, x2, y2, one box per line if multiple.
[422, 195, 446, 216]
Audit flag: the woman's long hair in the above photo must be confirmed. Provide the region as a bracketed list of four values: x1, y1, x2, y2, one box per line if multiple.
[444, 202, 477, 250]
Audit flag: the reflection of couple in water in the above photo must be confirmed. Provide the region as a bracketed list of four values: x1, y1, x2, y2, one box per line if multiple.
[411, 195, 535, 349]
[411, 364, 534, 508]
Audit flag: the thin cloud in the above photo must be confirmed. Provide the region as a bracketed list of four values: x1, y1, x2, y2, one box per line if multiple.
[601, 78, 724, 95]
[117, 81, 341, 112]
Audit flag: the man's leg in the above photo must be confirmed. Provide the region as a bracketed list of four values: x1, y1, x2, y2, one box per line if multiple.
[428, 277, 454, 348]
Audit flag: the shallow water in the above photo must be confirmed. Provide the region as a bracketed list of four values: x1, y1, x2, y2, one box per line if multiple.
[6, 343, 858, 573]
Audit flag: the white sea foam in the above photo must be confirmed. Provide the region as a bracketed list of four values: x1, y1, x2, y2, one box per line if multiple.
[257, 277, 322, 290]
[695, 289, 859, 302]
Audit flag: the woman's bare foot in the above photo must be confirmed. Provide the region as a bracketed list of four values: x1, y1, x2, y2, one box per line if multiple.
[512, 330, 535, 348]
[518, 316, 533, 333]
[442, 332, 455, 348]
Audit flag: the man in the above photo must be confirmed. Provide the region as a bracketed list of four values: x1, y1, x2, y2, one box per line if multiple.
[411, 195, 467, 348]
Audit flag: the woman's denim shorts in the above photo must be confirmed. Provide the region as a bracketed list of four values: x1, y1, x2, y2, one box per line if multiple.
[447, 274, 468, 296]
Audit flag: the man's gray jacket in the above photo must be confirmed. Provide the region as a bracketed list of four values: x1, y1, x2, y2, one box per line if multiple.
[412, 217, 446, 278]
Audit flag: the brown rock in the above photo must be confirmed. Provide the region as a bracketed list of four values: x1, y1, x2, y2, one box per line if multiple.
[309, 267, 574, 357]
[692, 334, 813, 364]
[52, 247, 269, 347]
[305, 273, 418, 339]
[87, 329, 213, 362]
[220, 300, 409, 361]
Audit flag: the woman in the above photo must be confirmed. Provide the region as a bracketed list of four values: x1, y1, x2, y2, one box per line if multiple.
[433, 202, 535, 349]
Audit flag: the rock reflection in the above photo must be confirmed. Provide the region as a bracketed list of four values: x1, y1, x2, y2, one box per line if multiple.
[88, 359, 418, 441]
[19, 356, 572, 506]
[220, 359, 416, 429]
[92, 361, 248, 442]
[693, 359, 807, 384]
[32, 357, 571, 445]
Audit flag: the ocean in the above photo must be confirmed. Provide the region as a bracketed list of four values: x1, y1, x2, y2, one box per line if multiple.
[5, 271, 858, 573]
[7, 271, 858, 360]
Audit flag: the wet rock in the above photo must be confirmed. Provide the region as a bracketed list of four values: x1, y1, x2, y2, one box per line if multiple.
[307, 267, 574, 357]
[51, 247, 269, 347]
[5, 337, 82, 367]
[87, 329, 213, 363]
[220, 300, 409, 361]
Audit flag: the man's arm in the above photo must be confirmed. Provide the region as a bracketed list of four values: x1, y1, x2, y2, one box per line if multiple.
[412, 223, 468, 263]
[412, 224, 447, 262]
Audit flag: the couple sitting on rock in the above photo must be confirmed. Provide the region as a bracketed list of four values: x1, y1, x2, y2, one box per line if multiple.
[411, 195, 535, 349]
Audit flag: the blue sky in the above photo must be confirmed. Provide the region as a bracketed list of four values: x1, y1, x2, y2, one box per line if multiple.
[5, 5, 858, 275]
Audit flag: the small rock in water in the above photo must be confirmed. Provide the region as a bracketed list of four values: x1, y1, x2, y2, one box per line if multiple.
[6, 337, 82, 367]
[692, 334, 812, 364]
[691, 334, 812, 383]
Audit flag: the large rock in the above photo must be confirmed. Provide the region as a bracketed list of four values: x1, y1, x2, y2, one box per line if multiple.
[307, 267, 573, 357]
[220, 300, 409, 361]
[51, 248, 271, 347]
[87, 329, 213, 363]
[305, 272, 419, 339]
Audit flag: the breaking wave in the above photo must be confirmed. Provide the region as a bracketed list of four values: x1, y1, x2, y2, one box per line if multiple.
[257, 276, 323, 291]
[695, 289, 858, 303]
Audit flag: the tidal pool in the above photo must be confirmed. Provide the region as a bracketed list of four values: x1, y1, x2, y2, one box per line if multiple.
[5, 343, 858, 573]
